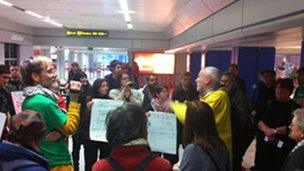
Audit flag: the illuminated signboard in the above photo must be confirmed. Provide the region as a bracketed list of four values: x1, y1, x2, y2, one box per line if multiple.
[134, 52, 175, 74]
[66, 29, 108, 37]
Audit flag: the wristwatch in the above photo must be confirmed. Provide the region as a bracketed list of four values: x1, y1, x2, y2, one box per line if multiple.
[273, 128, 278, 135]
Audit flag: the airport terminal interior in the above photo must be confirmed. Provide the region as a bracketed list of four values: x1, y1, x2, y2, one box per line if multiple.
[1, 0, 304, 171]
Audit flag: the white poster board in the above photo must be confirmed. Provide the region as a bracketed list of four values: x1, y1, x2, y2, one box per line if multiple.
[11, 91, 25, 114]
[89, 99, 124, 142]
[147, 111, 177, 154]
[0, 112, 7, 139]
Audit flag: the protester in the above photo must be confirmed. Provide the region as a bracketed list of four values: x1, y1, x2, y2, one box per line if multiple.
[105, 60, 122, 90]
[172, 66, 232, 160]
[109, 71, 143, 104]
[282, 108, 304, 171]
[250, 69, 277, 171]
[68, 62, 81, 82]
[0, 110, 49, 171]
[150, 85, 172, 113]
[179, 101, 229, 171]
[82, 79, 112, 171]
[20, 56, 81, 171]
[221, 72, 254, 171]
[141, 74, 158, 111]
[0, 64, 15, 116]
[228, 64, 247, 93]
[71, 71, 92, 171]
[172, 72, 199, 103]
[294, 67, 304, 108]
[49, 79, 67, 111]
[255, 78, 297, 171]
[6, 63, 23, 92]
[92, 103, 172, 171]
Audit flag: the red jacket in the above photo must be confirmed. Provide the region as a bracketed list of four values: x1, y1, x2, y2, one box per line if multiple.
[92, 145, 172, 171]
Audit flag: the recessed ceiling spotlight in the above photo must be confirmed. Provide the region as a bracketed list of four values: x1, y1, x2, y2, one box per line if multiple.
[127, 23, 133, 30]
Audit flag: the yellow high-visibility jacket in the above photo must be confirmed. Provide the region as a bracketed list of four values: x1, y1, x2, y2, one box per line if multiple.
[172, 87, 232, 158]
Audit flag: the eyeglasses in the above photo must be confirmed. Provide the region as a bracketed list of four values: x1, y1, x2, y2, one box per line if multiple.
[122, 77, 130, 80]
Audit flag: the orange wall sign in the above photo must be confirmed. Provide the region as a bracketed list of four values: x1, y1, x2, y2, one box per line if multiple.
[134, 52, 175, 74]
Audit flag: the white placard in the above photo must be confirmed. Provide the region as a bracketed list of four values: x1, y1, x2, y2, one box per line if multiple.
[147, 111, 177, 154]
[89, 99, 124, 142]
[11, 91, 25, 114]
[0, 112, 7, 139]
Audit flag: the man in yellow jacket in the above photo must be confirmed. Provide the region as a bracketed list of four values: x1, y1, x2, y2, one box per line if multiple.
[172, 66, 232, 159]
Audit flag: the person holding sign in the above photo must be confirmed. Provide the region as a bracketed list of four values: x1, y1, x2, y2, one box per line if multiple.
[282, 108, 304, 171]
[83, 79, 112, 171]
[20, 56, 82, 171]
[179, 101, 229, 171]
[92, 103, 172, 171]
[109, 71, 143, 104]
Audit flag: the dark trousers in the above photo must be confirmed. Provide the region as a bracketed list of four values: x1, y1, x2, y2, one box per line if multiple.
[83, 141, 111, 171]
[72, 134, 81, 171]
[255, 137, 293, 171]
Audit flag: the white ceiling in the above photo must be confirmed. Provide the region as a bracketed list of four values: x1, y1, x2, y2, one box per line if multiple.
[208, 27, 304, 54]
[0, 0, 234, 33]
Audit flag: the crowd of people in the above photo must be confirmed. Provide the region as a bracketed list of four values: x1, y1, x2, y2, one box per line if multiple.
[0, 56, 304, 171]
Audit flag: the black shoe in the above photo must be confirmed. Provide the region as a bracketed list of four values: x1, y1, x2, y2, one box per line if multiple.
[249, 165, 258, 170]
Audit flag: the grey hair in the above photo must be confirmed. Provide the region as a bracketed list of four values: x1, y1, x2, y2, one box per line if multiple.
[203, 66, 221, 85]
[293, 108, 304, 130]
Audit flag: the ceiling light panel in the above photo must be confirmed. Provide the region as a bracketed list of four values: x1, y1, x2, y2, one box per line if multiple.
[0, 0, 13, 6]
[25, 10, 44, 19]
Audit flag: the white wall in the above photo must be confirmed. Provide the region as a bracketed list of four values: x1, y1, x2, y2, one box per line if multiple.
[19, 45, 33, 62]
[169, 0, 304, 50]
[0, 43, 4, 64]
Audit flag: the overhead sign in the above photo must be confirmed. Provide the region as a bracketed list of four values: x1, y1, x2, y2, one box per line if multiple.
[66, 29, 108, 37]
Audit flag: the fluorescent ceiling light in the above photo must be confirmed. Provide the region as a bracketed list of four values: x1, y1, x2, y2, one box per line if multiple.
[43, 17, 63, 27]
[103, 48, 109, 51]
[124, 14, 131, 22]
[118, 10, 134, 14]
[25, 10, 44, 19]
[127, 23, 133, 30]
[119, 0, 129, 11]
[48, 20, 63, 27]
[0, 0, 13, 6]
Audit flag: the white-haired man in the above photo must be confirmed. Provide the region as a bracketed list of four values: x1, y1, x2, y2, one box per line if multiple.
[172, 66, 232, 160]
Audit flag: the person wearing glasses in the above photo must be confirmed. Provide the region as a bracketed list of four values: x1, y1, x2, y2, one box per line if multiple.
[109, 71, 143, 104]
[282, 108, 304, 171]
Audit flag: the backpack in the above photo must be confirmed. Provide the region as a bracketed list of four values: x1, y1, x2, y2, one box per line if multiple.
[0, 158, 41, 171]
[105, 153, 157, 171]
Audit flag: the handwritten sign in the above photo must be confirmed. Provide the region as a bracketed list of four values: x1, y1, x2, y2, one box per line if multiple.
[147, 111, 177, 154]
[0, 112, 7, 139]
[11, 91, 25, 114]
[89, 99, 123, 142]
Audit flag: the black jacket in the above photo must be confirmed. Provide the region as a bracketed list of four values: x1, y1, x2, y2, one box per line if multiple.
[282, 145, 304, 171]
[0, 87, 15, 115]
